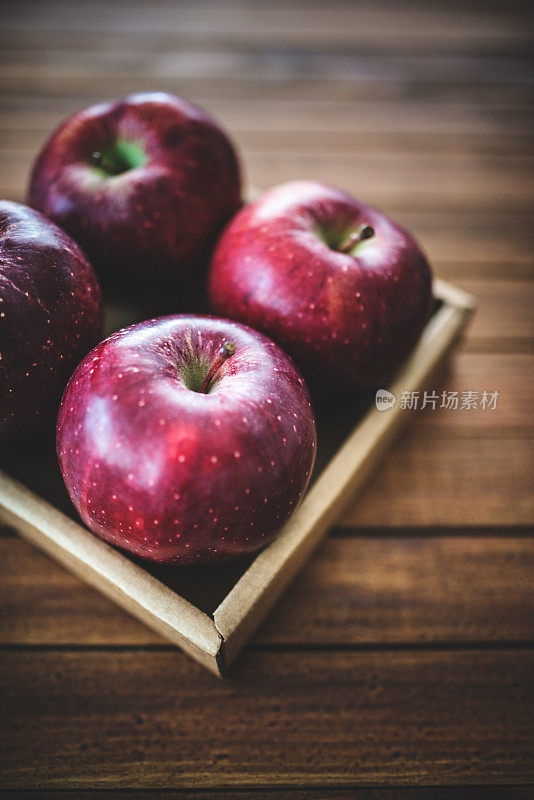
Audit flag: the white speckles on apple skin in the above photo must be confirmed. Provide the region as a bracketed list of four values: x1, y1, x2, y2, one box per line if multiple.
[0, 200, 103, 443]
[208, 180, 433, 393]
[56, 315, 316, 565]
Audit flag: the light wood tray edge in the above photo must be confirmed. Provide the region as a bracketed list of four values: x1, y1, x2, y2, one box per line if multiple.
[0, 278, 474, 677]
[213, 278, 476, 669]
[0, 472, 223, 675]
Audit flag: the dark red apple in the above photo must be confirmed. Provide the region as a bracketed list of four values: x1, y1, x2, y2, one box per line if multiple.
[208, 181, 433, 391]
[28, 92, 241, 295]
[0, 201, 103, 443]
[56, 315, 316, 564]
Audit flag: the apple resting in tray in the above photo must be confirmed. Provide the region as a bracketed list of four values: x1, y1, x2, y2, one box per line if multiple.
[56, 316, 317, 564]
[208, 180, 433, 392]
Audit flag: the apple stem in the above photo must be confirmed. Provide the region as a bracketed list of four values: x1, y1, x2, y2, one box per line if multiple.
[200, 342, 236, 393]
[338, 224, 375, 254]
[91, 151, 121, 176]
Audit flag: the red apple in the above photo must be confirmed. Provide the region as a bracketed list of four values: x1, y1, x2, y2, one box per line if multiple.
[0, 201, 103, 443]
[208, 181, 433, 391]
[56, 315, 316, 564]
[28, 92, 241, 294]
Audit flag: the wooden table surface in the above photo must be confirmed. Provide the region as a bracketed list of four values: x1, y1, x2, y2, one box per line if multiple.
[1, 0, 533, 795]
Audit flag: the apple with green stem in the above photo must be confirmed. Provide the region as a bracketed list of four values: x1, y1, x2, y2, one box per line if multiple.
[28, 92, 241, 297]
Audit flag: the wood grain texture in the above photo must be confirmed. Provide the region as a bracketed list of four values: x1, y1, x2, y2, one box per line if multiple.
[0, 0, 533, 792]
[456, 281, 534, 351]
[0, 793, 531, 800]
[344, 437, 534, 527]
[0, 649, 532, 789]
[1, 0, 531, 44]
[414, 353, 534, 435]
[1, 534, 532, 646]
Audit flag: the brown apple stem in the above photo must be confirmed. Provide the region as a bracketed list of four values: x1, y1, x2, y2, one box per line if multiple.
[338, 224, 375, 254]
[200, 342, 236, 393]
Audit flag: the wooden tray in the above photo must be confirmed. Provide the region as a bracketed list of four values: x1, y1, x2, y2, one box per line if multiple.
[0, 278, 474, 675]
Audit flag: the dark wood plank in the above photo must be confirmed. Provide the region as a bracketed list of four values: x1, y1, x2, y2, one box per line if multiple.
[454, 281, 534, 351]
[0, 791, 531, 800]
[0, 649, 532, 789]
[1, 791, 531, 800]
[2, 72, 534, 113]
[414, 353, 534, 436]
[258, 535, 534, 645]
[1, 535, 532, 647]
[344, 437, 534, 528]
[2, 0, 532, 48]
[0, 0, 532, 794]
[3, 126, 533, 161]
[3, 94, 532, 134]
[243, 150, 534, 213]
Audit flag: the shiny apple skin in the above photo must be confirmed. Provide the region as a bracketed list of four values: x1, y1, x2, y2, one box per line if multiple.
[56, 315, 316, 564]
[208, 181, 433, 391]
[28, 92, 241, 293]
[0, 201, 103, 443]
